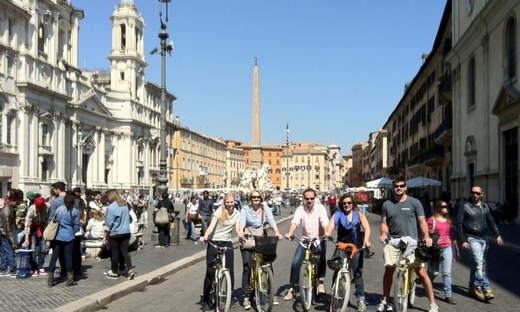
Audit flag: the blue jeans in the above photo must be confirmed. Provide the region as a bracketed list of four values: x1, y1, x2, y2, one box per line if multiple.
[289, 240, 327, 286]
[48, 240, 74, 273]
[182, 218, 197, 240]
[273, 205, 281, 216]
[0, 236, 17, 272]
[29, 229, 47, 271]
[428, 245, 453, 297]
[467, 237, 490, 290]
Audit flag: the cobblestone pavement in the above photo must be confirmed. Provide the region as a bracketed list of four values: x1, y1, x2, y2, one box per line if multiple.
[0, 203, 290, 312]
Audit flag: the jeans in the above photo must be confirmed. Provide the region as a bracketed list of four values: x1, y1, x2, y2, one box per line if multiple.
[109, 234, 132, 273]
[182, 218, 197, 240]
[467, 237, 490, 290]
[273, 205, 281, 216]
[200, 215, 212, 237]
[241, 248, 254, 296]
[204, 241, 234, 304]
[289, 241, 327, 286]
[48, 240, 74, 273]
[29, 229, 47, 271]
[331, 249, 365, 302]
[0, 236, 17, 272]
[428, 245, 453, 297]
[157, 224, 170, 246]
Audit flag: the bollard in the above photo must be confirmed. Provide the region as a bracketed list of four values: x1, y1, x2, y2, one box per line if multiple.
[169, 211, 180, 245]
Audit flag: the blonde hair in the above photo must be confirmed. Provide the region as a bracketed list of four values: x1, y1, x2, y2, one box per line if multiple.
[89, 209, 105, 221]
[219, 192, 236, 223]
[107, 189, 126, 206]
[249, 189, 264, 203]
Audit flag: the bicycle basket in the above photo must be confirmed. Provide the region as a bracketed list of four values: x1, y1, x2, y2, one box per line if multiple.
[262, 253, 277, 263]
[207, 255, 222, 270]
[254, 236, 278, 255]
[414, 245, 431, 263]
[327, 257, 342, 271]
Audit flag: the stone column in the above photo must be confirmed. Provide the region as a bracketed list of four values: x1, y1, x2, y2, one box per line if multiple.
[251, 59, 263, 167]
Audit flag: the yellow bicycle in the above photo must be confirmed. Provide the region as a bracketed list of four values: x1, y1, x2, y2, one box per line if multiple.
[245, 235, 278, 312]
[290, 235, 325, 312]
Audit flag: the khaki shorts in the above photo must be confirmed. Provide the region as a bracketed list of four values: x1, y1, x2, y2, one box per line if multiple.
[383, 244, 425, 268]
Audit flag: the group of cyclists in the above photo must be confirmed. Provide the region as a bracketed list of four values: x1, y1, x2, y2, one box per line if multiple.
[197, 175, 502, 312]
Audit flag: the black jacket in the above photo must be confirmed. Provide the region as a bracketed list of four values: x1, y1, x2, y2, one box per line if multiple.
[457, 201, 500, 244]
[197, 197, 214, 217]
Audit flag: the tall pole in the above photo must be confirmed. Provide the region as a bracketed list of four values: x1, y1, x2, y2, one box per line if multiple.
[286, 122, 290, 190]
[156, 0, 171, 197]
[307, 149, 311, 188]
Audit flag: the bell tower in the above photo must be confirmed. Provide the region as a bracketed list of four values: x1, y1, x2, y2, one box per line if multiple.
[107, 0, 147, 100]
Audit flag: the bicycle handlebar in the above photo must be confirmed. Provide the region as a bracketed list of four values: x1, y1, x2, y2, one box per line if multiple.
[289, 235, 327, 249]
[206, 240, 240, 252]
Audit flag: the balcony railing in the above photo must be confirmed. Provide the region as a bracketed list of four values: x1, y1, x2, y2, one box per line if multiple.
[434, 118, 453, 143]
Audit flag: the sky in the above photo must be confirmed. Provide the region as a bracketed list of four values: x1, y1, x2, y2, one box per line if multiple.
[74, 0, 447, 154]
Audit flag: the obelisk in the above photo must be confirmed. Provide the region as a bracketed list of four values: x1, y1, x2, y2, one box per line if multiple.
[250, 58, 263, 168]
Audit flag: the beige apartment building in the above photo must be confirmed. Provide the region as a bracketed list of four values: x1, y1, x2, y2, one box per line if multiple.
[173, 124, 227, 190]
[225, 140, 246, 189]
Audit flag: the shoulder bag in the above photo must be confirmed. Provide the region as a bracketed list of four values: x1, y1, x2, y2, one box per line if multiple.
[43, 206, 63, 241]
[155, 199, 170, 225]
[242, 208, 265, 250]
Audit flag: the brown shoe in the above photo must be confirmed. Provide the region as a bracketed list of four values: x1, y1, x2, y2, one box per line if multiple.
[484, 289, 495, 301]
[318, 283, 326, 295]
[444, 297, 456, 305]
[469, 286, 485, 301]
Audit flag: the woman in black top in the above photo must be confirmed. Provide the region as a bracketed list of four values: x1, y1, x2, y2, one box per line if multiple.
[325, 193, 372, 312]
[154, 192, 175, 248]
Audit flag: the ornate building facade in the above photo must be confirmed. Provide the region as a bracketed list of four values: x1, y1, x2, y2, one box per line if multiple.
[0, 0, 176, 197]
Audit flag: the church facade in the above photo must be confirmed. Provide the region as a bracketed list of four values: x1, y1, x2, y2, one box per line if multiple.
[0, 0, 176, 197]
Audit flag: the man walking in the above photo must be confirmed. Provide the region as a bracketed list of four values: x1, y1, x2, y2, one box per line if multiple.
[457, 185, 503, 302]
[0, 191, 20, 276]
[197, 190, 214, 237]
[378, 177, 438, 312]
[327, 192, 338, 217]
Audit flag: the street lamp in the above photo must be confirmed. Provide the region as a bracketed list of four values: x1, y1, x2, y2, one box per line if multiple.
[307, 149, 311, 188]
[285, 122, 290, 191]
[150, 0, 173, 197]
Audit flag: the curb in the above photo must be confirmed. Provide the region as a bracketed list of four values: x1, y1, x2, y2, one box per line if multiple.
[55, 215, 293, 312]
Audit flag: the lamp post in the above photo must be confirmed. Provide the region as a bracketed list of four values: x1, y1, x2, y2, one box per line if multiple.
[307, 149, 311, 188]
[151, 0, 173, 197]
[285, 122, 290, 190]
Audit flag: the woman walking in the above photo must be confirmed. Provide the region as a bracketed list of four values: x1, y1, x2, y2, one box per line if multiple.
[237, 190, 283, 310]
[183, 196, 199, 242]
[427, 200, 460, 305]
[153, 192, 174, 248]
[324, 193, 372, 312]
[47, 193, 80, 287]
[103, 190, 135, 280]
[199, 192, 240, 311]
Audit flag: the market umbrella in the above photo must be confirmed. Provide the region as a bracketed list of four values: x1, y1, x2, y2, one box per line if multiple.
[406, 176, 441, 188]
[365, 177, 393, 188]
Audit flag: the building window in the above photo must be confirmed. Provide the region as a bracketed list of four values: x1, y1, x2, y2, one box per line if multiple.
[8, 19, 15, 38]
[6, 55, 14, 76]
[508, 18, 517, 79]
[121, 24, 126, 49]
[0, 104, 3, 142]
[468, 57, 476, 108]
[41, 124, 48, 145]
[6, 116, 14, 145]
[38, 25, 45, 52]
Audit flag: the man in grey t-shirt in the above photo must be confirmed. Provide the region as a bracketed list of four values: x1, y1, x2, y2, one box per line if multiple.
[376, 177, 437, 312]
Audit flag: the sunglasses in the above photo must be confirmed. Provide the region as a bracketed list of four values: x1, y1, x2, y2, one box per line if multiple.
[440, 205, 448, 208]
[470, 191, 482, 196]
[304, 197, 315, 201]
[251, 196, 261, 199]
[393, 184, 406, 189]
[342, 201, 353, 206]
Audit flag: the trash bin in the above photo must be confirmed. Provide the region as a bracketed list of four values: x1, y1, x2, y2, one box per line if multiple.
[169, 211, 180, 245]
[15, 249, 33, 279]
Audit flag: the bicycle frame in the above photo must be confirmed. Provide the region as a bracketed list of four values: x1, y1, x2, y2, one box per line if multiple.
[207, 241, 237, 312]
[391, 240, 419, 312]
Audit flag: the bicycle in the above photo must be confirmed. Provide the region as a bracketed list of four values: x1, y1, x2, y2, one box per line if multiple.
[243, 234, 278, 312]
[388, 238, 428, 312]
[207, 241, 240, 312]
[327, 238, 368, 312]
[289, 235, 326, 312]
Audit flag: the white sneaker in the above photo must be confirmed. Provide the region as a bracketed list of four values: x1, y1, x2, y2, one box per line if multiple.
[377, 300, 393, 312]
[243, 298, 251, 310]
[429, 303, 439, 312]
[273, 296, 279, 306]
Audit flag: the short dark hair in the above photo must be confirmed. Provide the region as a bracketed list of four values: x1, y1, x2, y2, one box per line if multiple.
[72, 187, 81, 194]
[303, 188, 316, 197]
[52, 181, 66, 192]
[392, 176, 406, 186]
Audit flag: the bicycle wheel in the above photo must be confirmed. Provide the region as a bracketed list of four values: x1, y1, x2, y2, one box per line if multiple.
[216, 270, 232, 312]
[408, 270, 416, 308]
[255, 266, 274, 312]
[329, 271, 350, 312]
[299, 261, 313, 312]
[393, 269, 408, 312]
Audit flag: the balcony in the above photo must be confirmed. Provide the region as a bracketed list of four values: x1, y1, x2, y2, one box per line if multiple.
[437, 75, 452, 102]
[424, 145, 445, 167]
[38, 145, 53, 155]
[434, 118, 453, 145]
